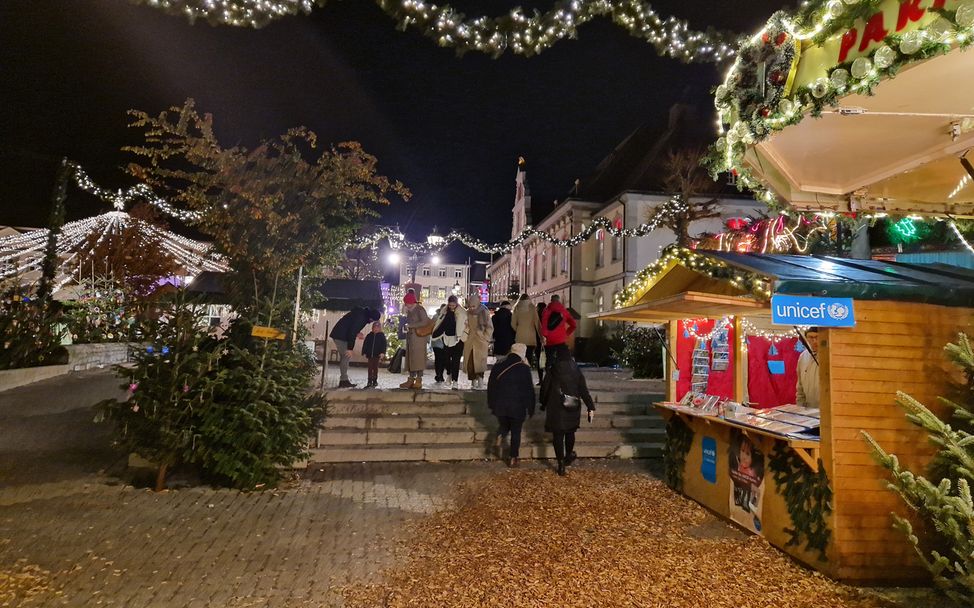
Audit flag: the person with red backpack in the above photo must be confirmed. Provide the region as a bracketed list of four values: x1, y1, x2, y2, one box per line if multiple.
[540, 294, 576, 364]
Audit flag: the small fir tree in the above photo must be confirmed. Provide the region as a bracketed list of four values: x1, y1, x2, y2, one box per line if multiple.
[864, 334, 974, 605]
[612, 325, 664, 379]
[0, 285, 66, 370]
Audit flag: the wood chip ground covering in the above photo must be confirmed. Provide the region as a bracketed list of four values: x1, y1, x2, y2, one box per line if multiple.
[343, 469, 890, 608]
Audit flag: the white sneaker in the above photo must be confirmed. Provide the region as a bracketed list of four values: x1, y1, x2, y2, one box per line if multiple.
[451, 381, 459, 390]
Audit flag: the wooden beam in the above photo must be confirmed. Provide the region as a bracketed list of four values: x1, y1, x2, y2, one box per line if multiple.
[667, 319, 679, 402]
[734, 316, 746, 403]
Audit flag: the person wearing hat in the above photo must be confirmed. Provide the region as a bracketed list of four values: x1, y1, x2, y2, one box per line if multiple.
[463, 294, 492, 389]
[486, 343, 535, 467]
[401, 288, 434, 390]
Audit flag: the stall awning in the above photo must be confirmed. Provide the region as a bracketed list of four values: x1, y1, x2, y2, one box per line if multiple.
[311, 279, 383, 311]
[707, 252, 974, 306]
[595, 251, 974, 322]
[591, 291, 769, 322]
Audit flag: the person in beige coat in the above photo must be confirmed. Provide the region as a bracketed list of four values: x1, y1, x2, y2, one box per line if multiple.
[462, 294, 492, 390]
[511, 294, 541, 377]
[401, 289, 434, 390]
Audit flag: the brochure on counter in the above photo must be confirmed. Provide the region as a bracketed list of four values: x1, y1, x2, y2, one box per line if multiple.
[659, 393, 821, 440]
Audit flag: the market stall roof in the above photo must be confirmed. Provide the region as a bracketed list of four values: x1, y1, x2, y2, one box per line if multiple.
[712, 0, 974, 217]
[594, 250, 974, 322]
[311, 279, 383, 311]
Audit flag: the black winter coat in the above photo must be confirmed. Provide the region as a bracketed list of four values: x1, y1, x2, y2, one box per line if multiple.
[491, 307, 515, 356]
[540, 357, 595, 432]
[487, 354, 536, 421]
[330, 307, 370, 345]
[361, 332, 387, 358]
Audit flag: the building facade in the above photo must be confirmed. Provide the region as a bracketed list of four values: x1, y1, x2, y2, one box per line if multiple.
[488, 168, 763, 339]
[397, 259, 470, 317]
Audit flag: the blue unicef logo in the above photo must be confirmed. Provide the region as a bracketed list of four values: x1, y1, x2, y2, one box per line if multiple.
[827, 303, 850, 321]
[771, 295, 855, 327]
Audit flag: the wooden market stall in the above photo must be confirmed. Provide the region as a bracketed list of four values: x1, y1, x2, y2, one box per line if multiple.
[593, 249, 974, 583]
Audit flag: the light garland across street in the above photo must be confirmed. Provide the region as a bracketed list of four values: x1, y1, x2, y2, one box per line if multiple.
[130, 0, 739, 62]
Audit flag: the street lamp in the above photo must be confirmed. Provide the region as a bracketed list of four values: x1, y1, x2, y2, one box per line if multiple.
[432, 255, 441, 265]
[387, 251, 401, 265]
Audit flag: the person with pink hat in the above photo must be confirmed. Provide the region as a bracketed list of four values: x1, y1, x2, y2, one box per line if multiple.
[401, 288, 433, 390]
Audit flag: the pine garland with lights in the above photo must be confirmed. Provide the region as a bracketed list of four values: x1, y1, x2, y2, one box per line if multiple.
[864, 334, 974, 605]
[707, 0, 974, 210]
[130, 0, 739, 62]
[614, 246, 772, 308]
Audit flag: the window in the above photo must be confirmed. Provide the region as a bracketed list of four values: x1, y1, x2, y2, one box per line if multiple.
[438, 267, 447, 277]
[455, 268, 463, 278]
[422, 267, 430, 277]
[560, 246, 568, 275]
[597, 293, 605, 327]
[613, 233, 623, 262]
[542, 250, 548, 282]
[534, 253, 540, 285]
[550, 246, 558, 278]
[596, 231, 605, 268]
[422, 287, 430, 299]
[437, 287, 446, 299]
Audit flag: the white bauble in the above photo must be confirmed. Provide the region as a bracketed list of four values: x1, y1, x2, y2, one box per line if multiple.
[830, 68, 850, 88]
[811, 77, 830, 99]
[873, 45, 896, 69]
[957, 1, 974, 28]
[899, 30, 925, 54]
[850, 57, 872, 79]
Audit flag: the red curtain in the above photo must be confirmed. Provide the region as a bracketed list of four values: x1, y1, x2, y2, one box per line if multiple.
[675, 319, 736, 401]
[745, 336, 800, 409]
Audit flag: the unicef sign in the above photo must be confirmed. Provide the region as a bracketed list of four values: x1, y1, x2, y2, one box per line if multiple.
[771, 295, 856, 328]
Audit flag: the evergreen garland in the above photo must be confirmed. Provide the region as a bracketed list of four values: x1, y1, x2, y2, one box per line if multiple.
[663, 415, 694, 491]
[769, 444, 833, 561]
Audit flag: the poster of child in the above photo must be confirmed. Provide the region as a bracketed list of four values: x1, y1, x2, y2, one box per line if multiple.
[728, 429, 766, 534]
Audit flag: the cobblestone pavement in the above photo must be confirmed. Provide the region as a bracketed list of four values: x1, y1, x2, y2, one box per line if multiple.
[0, 460, 656, 607]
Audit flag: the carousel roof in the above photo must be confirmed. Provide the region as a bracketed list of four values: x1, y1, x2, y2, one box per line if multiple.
[0, 210, 228, 291]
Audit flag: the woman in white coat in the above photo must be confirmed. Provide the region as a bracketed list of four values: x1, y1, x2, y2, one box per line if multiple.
[462, 295, 492, 389]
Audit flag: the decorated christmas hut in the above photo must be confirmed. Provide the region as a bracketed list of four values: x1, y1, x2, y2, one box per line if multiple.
[594, 248, 974, 583]
[710, 0, 974, 222]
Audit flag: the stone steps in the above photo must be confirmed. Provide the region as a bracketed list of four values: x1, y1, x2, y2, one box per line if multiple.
[311, 389, 664, 463]
[321, 413, 663, 431]
[309, 442, 663, 463]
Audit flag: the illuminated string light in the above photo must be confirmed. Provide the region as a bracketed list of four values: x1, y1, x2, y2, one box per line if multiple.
[352, 197, 691, 255]
[683, 316, 732, 341]
[131, 0, 739, 62]
[708, 1, 974, 213]
[615, 246, 772, 308]
[739, 317, 806, 342]
[949, 220, 974, 255]
[0, 211, 228, 285]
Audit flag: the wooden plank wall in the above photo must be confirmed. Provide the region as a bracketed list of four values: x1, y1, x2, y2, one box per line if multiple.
[822, 300, 974, 583]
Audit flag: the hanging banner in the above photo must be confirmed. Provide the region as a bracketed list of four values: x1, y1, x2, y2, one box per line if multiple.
[728, 429, 766, 535]
[771, 294, 855, 327]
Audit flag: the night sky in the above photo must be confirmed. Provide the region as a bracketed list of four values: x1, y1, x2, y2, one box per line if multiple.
[0, 0, 786, 259]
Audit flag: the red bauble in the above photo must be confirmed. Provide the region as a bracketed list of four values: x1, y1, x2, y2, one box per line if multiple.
[761, 32, 771, 45]
[759, 107, 771, 117]
[769, 70, 786, 85]
[731, 168, 739, 177]
[775, 32, 788, 46]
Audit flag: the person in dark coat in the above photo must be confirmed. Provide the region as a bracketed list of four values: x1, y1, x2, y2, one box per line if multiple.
[491, 301, 515, 357]
[540, 345, 595, 476]
[361, 321, 387, 389]
[487, 343, 535, 467]
[535, 302, 547, 386]
[330, 306, 380, 388]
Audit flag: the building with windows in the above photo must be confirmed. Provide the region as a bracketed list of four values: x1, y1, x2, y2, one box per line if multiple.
[488, 105, 764, 340]
[399, 258, 470, 316]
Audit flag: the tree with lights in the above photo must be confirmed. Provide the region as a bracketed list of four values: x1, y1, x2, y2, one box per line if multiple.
[124, 98, 409, 322]
[646, 148, 720, 248]
[864, 334, 974, 604]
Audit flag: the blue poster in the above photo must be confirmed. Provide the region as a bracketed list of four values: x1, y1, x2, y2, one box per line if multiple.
[701, 436, 717, 484]
[771, 294, 855, 327]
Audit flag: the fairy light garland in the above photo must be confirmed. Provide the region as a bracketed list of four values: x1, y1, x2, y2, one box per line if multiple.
[130, 0, 739, 62]
[682, 316, 732, 341]
[615, 246, 773, 308]
[0, 211, 227, 283]
[949, 219, 974, 254]
[739, 317, 807, 342]
[707, 0, 974, 211]
[351, 197, 689, 255]
[70, 164, 200, 222]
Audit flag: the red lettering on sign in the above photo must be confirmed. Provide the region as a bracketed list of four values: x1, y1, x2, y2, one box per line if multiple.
[932, 0, 947, 9]
[839, 27, 859, 63]
[859, 12, 889, 52]
[897, 0, 926, 31]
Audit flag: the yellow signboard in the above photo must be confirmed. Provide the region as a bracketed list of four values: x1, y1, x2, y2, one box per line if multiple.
[251, 326, 287, 340]
[793, 0, 962, 90]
